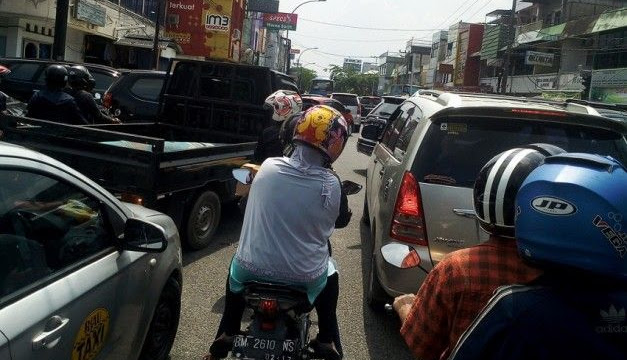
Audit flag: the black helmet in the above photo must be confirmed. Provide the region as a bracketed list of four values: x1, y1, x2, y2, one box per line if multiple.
[473, 143, 565, 238]
[45, 65, 68, 89]
[68, 65, 95, 89]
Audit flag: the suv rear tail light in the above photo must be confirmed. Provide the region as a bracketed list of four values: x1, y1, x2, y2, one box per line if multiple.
[390, 171, 428, 246]
[103, 92, 112, 109]
[511, 108, 567, 117]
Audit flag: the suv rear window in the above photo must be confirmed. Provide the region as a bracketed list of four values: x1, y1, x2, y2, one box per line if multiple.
[414, 117, 627, 187]
[371, 102, 400, 117]
[130, 77, 164, 101]
[332, 94, 358, 106]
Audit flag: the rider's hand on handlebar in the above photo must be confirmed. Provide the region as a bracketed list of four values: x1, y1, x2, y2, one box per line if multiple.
[393, 294, 416, 323]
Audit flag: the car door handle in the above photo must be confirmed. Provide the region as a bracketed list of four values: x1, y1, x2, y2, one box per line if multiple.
[453, 208, 476, 218]
[32, 315, 69, 350]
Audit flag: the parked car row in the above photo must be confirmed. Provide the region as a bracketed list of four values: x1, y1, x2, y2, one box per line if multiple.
[361, 91, 627, 309]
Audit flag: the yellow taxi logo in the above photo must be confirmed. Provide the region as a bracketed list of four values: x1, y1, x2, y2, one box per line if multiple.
[72, 308, 110, 360]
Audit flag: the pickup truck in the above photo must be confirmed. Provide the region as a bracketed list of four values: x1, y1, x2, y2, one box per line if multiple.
[0, 59, 299, 250]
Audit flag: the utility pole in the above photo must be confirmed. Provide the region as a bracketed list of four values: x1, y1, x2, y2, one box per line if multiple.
[500, 0, 518, 94]
[152, 0, 164, 70]
[52, 0, 70, 60]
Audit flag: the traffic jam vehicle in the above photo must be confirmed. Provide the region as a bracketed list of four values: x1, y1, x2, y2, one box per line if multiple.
[0, 141, 182, 360]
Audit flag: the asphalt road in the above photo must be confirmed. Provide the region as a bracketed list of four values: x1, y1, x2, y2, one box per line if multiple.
[169, 136, 415, 360]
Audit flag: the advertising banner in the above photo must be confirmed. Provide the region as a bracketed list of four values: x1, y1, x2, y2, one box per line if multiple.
[75, 0, 107, 27]
[263, 13, 298, 31]
[247, 0, 279, 13]
[525, 51, 554, 67]
[165, 0, 234, 59]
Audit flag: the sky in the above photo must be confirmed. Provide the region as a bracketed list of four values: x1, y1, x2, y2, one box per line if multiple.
[279, 0, 521, 75]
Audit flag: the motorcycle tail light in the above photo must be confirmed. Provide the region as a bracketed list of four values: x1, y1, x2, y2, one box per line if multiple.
[259, 299, 278, 316]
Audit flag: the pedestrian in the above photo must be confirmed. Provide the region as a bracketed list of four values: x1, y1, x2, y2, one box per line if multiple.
[27, 65, 87, 125]
[393, 143, 565, 360]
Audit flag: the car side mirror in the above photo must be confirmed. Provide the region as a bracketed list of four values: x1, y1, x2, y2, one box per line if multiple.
[233, 168, 253, 184]
[341, 180, 362, 195]
[122, 218, 168, 253]
[360, 123, 381, 140]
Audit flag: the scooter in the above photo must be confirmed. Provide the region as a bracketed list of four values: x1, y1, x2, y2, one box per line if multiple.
[230, 167, 362, 360]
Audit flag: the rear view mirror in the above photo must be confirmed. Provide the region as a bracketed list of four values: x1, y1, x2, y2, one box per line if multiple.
[341, 180, 362, 195]
[361, 123, 382, 141]
[123, 218, 168, 252]
[233, 168, 253, 184]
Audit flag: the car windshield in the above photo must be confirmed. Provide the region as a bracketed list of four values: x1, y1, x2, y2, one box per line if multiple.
[414, 117, 627, 187]
[361, 98, 380, 105]
[371, 102, 400, 118]
[333, 94, 358, 106]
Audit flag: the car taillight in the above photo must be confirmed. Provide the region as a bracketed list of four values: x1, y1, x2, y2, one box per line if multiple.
[103, 92, 112, 108]
[259, 299, 278, 331]
[390, 171, 428, 246]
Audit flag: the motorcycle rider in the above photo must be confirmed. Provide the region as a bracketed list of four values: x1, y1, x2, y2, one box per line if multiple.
[27, 65, 87, 125]
[254, 90, 302, 163]
[448, 153, 627, 360]
[0, 65, 10, 114]
[206, 105, 350, 360]
[393, 144, 565, 360]
[67, 65, 119, 124]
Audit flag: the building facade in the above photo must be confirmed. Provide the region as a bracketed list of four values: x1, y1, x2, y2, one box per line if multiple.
[0, 0, 180, 69]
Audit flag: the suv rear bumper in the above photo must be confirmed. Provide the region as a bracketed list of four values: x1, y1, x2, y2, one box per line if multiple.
[357, 138, 376, 156]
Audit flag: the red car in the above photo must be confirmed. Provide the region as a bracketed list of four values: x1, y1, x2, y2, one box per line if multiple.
[301, 95, 355, 136]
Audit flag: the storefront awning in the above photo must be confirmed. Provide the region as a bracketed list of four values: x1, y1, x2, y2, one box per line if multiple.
[517, 23, 565, 45]
[115, 36, 181, 52]
[590, 7, 627, 34]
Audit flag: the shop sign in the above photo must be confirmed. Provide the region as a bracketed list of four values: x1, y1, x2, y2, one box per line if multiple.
[525, 51, 554, 67]
[535, 75, 557, 89]
[263, 13, 298, 31]
[248, 0, 279, 13]
[75, 0, 106, 27]
[591, 68, 627, 87]
[206, 14, 230, 32]
[290, 48, 300, 54]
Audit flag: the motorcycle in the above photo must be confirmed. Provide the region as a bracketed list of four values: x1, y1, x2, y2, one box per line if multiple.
[230, 167, 362, 360]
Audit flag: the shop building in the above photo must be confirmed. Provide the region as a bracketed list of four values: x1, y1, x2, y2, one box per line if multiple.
[0, 0, 180, 68]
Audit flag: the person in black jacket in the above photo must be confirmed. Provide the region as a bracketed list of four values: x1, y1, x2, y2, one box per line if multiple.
[253, 90, 302, 163]
[27, 65, 87, 125]
[67, 66, 119, 124]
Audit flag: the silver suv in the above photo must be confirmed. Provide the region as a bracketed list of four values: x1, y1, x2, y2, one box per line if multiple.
[363, 91, 627, 308]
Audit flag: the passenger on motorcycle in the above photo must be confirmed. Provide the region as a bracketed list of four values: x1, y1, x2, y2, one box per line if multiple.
[448, 153, 627, 360]
[67, 65, 119, 124]
[26, 65, 87, 125]
[393, 144, 565, 360]
[253, 90, 302, 163]
[0, 65, 10, 114]
[206, 105, 350, 360]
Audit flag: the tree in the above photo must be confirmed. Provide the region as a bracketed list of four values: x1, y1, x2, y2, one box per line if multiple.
[327, 65, 378, 95]
[297, 67, 317, 93]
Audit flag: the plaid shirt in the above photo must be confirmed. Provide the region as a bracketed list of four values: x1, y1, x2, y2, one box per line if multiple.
[400, 236, 543, 360]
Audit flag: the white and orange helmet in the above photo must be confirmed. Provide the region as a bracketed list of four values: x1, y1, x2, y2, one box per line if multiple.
[264, 90, 303, 122]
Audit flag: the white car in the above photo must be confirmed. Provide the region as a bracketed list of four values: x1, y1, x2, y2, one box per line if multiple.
[330, 93, 362, 132]
[0, 141, 182, 360]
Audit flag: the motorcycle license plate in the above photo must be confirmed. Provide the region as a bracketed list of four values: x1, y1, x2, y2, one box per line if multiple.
[232, 335, 297, 360]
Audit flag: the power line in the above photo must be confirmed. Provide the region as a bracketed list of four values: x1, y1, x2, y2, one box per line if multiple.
[433, 0, 479, 30]
[299, 18, 443, 32]
[466, 0, 498, 21]
[292, 33, 429, 44]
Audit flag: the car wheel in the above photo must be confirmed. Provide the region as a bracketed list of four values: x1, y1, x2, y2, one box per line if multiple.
[361, 196, 370, 225]
[139, 277, 182, 360]
[185, 190, 221, 250]
[367, 251, 388, 311]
